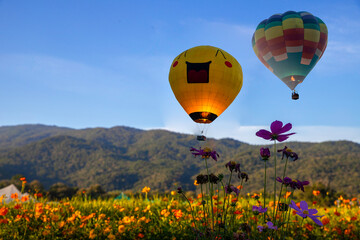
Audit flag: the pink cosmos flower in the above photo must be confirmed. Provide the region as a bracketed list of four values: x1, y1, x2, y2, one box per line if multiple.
[256, 120, 295, 142]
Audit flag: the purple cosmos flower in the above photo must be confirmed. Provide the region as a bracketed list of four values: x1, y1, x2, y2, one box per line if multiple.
[190, 147, 219, 161]
[257, 222, 277, 232]
[256, 120, 295, 142]
[295, 179, 310, 192]
[225, 185, 240, 196]
[239, 172, 249, 182]
[177, 187, 183, 194]
[278, 146, 298, 161]
[225, 161, 241, 173]
[266, 221, 278, 230]
[252, 205, 268, 213]
[289, 200, 324, 226]
[276, 177, 293, 186]
[260, 147, 271, 160]
[277, 177, 309, 192]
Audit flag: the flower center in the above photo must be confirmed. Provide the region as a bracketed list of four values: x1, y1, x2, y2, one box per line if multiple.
[303, 210, 309, 215]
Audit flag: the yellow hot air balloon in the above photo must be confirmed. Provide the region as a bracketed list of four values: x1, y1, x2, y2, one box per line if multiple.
[169, 45, 243, 129]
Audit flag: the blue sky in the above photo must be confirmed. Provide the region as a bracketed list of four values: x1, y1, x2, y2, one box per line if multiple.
[0, 0, 359, 144]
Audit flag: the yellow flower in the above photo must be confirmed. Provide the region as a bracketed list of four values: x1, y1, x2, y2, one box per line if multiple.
[122, 216, 132, 224]
[142, 186, 150, 193]
[118, 225, 125, 233]
[171, 191, 177, 196]
[134, 207, 139, 212]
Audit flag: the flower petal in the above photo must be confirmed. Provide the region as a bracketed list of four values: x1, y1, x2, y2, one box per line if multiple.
[256, 130, 272, 140]
[296, 212, 307, 218]
[300, 201, 308, 211]
[276, 123, 292, 134]
[308, 209, 318, 215]
[309, 216, 323, 226]
[289, 200, 300, 212]
[276, 133, 296, 142]
[270, 120, 283, 134]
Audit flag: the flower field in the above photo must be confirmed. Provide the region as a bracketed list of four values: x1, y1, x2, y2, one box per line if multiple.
[0, 192, 359, 239]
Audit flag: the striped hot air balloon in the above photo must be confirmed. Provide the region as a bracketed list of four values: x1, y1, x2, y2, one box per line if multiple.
[252, 11, 328, 99]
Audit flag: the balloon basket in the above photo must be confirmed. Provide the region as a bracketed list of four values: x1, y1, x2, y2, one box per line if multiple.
[292, 92, 299, 100]
[197, 135, 207, 141]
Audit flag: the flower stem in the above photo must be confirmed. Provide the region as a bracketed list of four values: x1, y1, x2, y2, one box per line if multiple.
[273, 140, 277, 220]
[274, 156, 289, 226]
[264, 160, 267, 223]
[205, 158, 215, 230]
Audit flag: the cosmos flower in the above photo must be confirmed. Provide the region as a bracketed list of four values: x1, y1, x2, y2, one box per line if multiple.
[256, 120, 295, 142]
[289, 200, 324, 226]
[190, 147, 219, 161]
[257, 221, 278, 232]
[276, 177, 293, 186]
[252, 205, 268, 214]
[278, 146, 298, 161]
[225, 185, 240, 196]
[239, 172, 249, 182]
[225, 161, 241, 173]
[276, 177, 309, 192]
[260, 147, 271, 160]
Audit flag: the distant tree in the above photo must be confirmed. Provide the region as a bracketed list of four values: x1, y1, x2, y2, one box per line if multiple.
[29, 180, 45, 194]
[48, 183, 78, 200]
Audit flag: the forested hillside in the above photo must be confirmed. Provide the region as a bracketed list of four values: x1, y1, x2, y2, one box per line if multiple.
[0, 125, 359, 195]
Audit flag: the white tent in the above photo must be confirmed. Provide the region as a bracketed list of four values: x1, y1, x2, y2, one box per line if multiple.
[0, 184, 31, 204]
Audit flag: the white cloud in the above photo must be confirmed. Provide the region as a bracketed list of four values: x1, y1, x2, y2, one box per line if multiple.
[153, 120, 360, 145]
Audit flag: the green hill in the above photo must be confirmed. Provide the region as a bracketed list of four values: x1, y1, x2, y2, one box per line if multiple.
[0, 124, 359, 195]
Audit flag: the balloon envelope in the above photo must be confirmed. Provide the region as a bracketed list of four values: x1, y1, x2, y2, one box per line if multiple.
[169, 46, 243, 124]
[252, 11, 328, 90]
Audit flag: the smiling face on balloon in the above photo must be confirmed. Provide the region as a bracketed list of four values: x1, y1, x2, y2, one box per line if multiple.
[169, 45, 243, 124]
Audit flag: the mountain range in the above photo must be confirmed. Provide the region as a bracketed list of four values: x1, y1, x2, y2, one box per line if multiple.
[0, 124, 359, 195]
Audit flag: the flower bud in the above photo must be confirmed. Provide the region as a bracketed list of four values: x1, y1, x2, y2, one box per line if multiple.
[260, 147, 271, 161]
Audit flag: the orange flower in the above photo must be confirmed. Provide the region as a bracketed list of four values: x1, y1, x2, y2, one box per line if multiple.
[231, 198, 238, 203]
[285, 191, 292, 199]
[173, 209, 183, 219]
[34, 193, 43, 198]
[138, 233, 145, 238]
[312, 190, 320, 196]
[334, 211, 341, 216]
[194, 180, 199, 186]
[20, 177, 26, 181]
[14, 204, 22, 210]
[0, 219, 8, 224]
[212, 195, 218, 200]
[197, 193, 203, 199]
[0, 207, 8, 216]
[234, 210, 242, 215]
[118, 225, 125, 233]
[11, 193, 18, 199]
[21, 195, 29, 202]
[305, 223, 314, 231]
[350, 216, 357, 221]
[142, 186, 150, 193]
[237, 185, 243, 190]
[322, 217, 330, 225]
